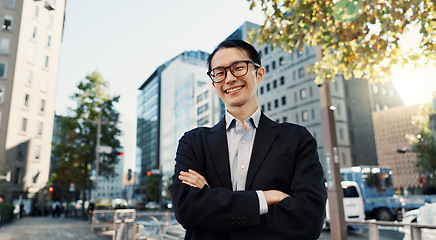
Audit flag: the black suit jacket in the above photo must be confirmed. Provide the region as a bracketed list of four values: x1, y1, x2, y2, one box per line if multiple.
[169, 113, 327, 240]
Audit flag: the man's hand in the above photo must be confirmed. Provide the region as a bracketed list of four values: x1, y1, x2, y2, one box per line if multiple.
[263, 190, 290, 206]
[179, 169, 209, 188]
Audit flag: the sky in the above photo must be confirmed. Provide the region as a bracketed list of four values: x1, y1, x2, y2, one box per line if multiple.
[56, 0, 266, 170]
[56, 1, 436, 171]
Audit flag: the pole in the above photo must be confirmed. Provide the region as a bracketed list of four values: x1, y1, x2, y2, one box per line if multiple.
[317, 46, 347, 239]
[94, 113, 102, 202]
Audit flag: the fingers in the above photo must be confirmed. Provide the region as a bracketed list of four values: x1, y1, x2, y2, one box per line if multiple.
[179, 169, 209, 188]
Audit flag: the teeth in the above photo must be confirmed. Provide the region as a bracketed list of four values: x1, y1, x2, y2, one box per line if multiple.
[226, 86, 242, 94]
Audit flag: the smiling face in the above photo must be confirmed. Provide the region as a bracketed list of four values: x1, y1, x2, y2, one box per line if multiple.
[210, 47, 264, 115]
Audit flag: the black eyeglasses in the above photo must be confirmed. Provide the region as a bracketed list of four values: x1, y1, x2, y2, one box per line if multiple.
[207, 60, 261, 83]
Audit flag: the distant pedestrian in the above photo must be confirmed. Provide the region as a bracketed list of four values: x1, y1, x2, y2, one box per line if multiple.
[88, 200, 95, 223]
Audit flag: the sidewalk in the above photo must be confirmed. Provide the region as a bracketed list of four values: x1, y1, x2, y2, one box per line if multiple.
[0, 216, 111, 240]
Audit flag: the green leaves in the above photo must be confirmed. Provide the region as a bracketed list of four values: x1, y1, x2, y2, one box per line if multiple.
[247, 0, 436, 83]
[51, 71, 122, 201]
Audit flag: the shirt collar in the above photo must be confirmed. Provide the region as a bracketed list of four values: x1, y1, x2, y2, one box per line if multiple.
[225, 108, 261, 130]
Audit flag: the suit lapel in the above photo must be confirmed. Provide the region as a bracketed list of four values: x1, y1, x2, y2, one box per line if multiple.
[207, 118, 233, 190]
[245, 113, 278, 190]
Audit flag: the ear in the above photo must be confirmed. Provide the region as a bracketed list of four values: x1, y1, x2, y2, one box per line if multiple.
[256, 67, 265, 85]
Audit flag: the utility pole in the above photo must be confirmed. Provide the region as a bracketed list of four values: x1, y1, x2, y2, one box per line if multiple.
[317, 46, 347, 239]
[86, 113, 110, 202]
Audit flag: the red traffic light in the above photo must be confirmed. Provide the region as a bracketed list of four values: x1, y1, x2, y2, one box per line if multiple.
[146, 171, 152, 176]
[119, 151, 124, 156]
[48, 186, 54, 193]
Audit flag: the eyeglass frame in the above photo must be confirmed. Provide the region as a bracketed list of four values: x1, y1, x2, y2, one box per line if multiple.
[207, 60, 261, 83]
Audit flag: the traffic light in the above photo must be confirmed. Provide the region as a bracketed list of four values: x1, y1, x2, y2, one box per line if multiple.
[127, 169, 132, 181]
[146, 171, 152, 176]
[48, 186, 54, 194]
[419, 176, 424, 184]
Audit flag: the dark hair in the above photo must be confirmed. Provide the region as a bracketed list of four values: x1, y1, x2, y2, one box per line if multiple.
[207, 39, 261, 71]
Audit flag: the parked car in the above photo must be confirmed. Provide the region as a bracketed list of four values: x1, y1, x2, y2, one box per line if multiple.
[402, 202, 436, 240]
[145, 202, 160, 210]
[324, 181, 366, 230]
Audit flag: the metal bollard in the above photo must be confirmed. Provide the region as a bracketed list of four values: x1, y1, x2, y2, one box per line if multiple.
[411, 225, 422, 240]
[368, 220, 380, 240]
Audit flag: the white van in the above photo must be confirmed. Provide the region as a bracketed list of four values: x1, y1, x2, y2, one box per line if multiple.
[324, 181, 365, 229]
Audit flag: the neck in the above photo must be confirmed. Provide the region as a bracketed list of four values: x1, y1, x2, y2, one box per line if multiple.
[227, 104, 258, 123]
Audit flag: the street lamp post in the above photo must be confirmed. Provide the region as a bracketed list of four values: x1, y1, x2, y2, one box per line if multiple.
[86, 112, 110, 202]
[317, 47, 347, 239]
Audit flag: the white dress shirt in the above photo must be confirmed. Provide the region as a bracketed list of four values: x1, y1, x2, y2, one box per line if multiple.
[225, 108, 268, 215]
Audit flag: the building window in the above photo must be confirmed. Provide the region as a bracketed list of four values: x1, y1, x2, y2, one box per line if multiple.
[279, 57, 284, 65]
[273, 80, 277, 88]
[267, 102, 272, 110]
[373, 85, 379, 94]
[2, 15, 13, 31]
[21, 118, 28, 132]
[35, 145, 41, 160]
[295, 113, 299, 123]
[311, 108, 315, 119]
[38, 122, 43, 135]
[32, 27, 37, 39]
[272, 61, 276, 69]
[40, 99, 45, 112]
[45, 56, 49, 68]
[28, 49, 35, 64]
[197, 116, 209, 126]
[27, 71, 33, 84]
[260, 86, 264, 95]
[24, 94, 30, 107]
[14, 168, 22, 184]
[274, 99, 279, 108]
[266, 83, 270, 92]
[375, 103, 381, 111]
[261, 105, 265, 112]
[339, 128, 344, 140]
[298, 67, 305, 78]
[0, 37, 11, 54]
[4, 0, 16, 9]
[47, 35, 52, 47]
[281, 96, 286, 106]
[265, 65, 269, 73]
[280, 76, 285, 85]
[41, 77, 48, 92]
[35, 6, 40, 18]
[292, 71, 296, 81]
[0, 62, 6, 78]
[283, 116, 287, 122]
[197, 90, 208, 103]
[0, 85, 4, 104]
[197, 103, 209, 115]
[300, 89, 307, 99]
[264, 46, 268, 55]
[302, 110, 309, 121]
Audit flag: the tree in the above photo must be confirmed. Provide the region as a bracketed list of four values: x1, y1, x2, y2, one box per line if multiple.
[407, 103, 436, 191]
[247, 0, 436, 84]
[51, 71, 121, 214]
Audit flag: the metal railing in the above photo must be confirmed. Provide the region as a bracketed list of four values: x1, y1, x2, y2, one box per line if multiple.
[91, 210, 183, 240]
[327, 219, 436, 240]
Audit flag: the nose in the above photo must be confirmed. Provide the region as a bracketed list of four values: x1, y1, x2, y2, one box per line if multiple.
[224, 68, 237, 84]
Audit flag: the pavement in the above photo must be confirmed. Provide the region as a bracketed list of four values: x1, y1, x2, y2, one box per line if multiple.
[0, 216, 112, 240]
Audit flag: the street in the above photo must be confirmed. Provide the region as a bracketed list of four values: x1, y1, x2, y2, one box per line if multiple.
[0, 213, 414, 240]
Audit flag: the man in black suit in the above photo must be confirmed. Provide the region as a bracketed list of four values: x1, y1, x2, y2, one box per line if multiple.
[169, 39, 327, 239]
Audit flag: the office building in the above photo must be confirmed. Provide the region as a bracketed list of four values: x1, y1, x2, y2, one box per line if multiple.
[0, 0, 65, 203]
[137, 50, 222, 201]
[372, 105, 420, 189]
[227, 22, 404, 168]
